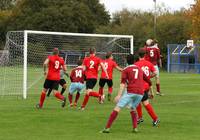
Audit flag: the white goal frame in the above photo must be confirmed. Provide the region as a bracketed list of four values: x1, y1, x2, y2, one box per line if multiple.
[20, 30, 134, 99]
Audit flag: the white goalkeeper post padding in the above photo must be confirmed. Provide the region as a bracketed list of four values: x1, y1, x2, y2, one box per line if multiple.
[1, 30, 134, 99]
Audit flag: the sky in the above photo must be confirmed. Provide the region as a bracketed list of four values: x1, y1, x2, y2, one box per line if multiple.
[100, 0, 195, 14]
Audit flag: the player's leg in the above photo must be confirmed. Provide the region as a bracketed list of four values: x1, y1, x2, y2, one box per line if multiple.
[81, 79, 101, 109]
[107, 80, 113, 101]
[142, 99, 159, 126]
[68, 83, 76, 107]
[52, 81, 66, 107]
[99, 78, 106, 96]
[60, 79, 67, 95]
[129, 94, 143, 132]
[74, 83, 85, 107]
[101, 91, 131, 133]
[74, 92, 80, 107]
[136, 103, 143, 124]
[47, 88, 53, 97]
[154, 65, 163, 95]
[136, 91, 148, 124]
[36, 79, 51, 109]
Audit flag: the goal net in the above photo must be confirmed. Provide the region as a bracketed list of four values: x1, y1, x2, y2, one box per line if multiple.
[0, 30, 133, 99]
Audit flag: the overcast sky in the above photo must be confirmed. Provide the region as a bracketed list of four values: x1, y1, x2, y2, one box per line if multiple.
[100, 0, 195, 14]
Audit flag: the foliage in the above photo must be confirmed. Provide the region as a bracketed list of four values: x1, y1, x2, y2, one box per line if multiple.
[187, 0, 200, 42]
[97, 8, 191, 67]
[0, 0, 110, 49]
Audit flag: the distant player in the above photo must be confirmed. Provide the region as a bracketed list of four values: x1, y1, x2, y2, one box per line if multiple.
[36, 48, 66, 109]
[80, 47, 108, 110]
[144, 39, 163, 95]
[99, 52, 123, 102]
[47, 68, 68, 97]
[101, 54, 152, 133]
[135, 49, 159, 126]
[68, 59, 85, 107]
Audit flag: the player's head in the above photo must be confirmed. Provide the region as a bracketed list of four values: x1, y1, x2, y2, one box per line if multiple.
[138, 48, 145, 58]
[146, 39, 154, 46]
[89, 47, 96, 54]
[53, 48, 59, 55]
[77, 59, 83, 66]
[126, 54, 135, 65]
[106, 52, 113, 59]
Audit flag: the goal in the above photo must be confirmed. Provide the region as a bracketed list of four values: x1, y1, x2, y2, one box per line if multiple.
[0, 30, 134, 99]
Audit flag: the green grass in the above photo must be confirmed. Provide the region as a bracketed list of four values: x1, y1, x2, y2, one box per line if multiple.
[0, 72, 200, 140]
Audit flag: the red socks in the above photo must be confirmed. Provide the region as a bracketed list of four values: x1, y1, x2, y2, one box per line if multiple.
[156, 84, 160, 93]
[81, 91, 101, 108]
[136, 103, 142, 119]
[130, 111, 138, 129]
[89, 91, 100, 97]
[39, 91, 46, 107]
[81, 94, 89, 108]
[54, 92, 65, 100]
[68, 94, 73, 104]
[106, 110, 118, 129]
[108, 87, 113, 94]
[99, 87, 103, 96]
[144, 104, 158, 121]
[75, 92, 80, 103]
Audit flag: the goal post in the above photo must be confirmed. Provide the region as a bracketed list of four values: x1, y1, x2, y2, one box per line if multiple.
[1, 30, 134, 99]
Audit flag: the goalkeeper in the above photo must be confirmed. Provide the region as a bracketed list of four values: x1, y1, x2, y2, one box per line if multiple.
[47, 68, 69, 97]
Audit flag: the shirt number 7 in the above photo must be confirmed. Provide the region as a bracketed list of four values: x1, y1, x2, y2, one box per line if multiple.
[133, 69, 138, 79]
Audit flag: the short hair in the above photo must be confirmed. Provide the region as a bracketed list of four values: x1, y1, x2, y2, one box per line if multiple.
[106, 52, 112, 59]
[53, 48, 59, 55]
[77, 59, 83, 66]
[138, 48, 145, 58]
[89, 47, 96, 54]
[126, 54, 135, 65]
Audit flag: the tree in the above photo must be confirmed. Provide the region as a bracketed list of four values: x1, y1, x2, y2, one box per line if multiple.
[187, 0, 200, 42]
[0, 0, 17, 10]
[0, 0, 110, 49]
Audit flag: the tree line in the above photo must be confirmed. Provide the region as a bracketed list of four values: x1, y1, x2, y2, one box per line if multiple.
[0, 0, 199, 67]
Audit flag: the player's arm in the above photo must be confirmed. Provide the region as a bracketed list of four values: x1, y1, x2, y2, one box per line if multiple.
[100, 62, 109, 78]
[116, 65, 123, 71]
[114, 83, 125, 103]
[114, 70, 126, 103]
[43, 58, 49, 76]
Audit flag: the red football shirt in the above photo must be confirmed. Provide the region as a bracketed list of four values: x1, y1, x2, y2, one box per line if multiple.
[70, 66, 85, 83]
[100, 59, 117, 79]
[144, 44, 161, 65]
[47, 55, 65, 81]
[121, 65, 144, 95]
[83, 54, 101, 79]
[135, 59, 156, 91]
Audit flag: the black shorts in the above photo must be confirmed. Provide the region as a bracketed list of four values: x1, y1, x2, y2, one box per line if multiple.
[141, 91, 149, 102]
[86, 79, 97, 89]
[99, 78, 113, 88]
[59, 79, 66, 86]
[43, 79, 59, 90]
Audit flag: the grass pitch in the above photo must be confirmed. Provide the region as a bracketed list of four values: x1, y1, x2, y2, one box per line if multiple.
[0, 72, 200, 140]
